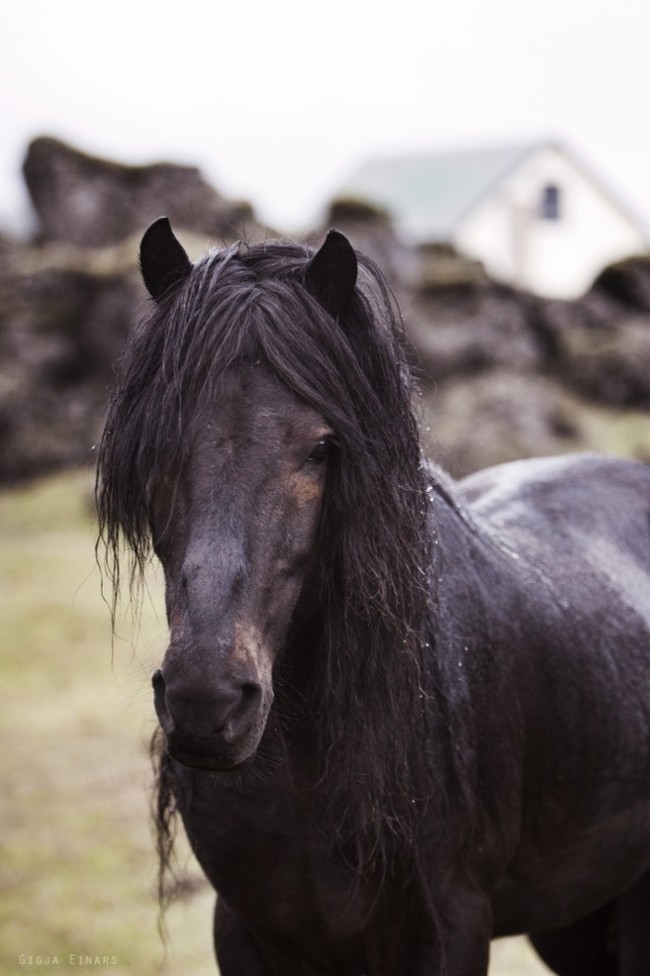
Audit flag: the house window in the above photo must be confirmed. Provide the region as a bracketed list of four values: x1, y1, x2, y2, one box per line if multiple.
[539, 184, 561, 220]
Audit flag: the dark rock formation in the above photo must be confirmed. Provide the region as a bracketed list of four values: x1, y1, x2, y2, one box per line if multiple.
[529, 263, 650, 409]
[403, 250, 650, 476]
[3, 136, 650, 483]
[591, 255, 650, 313]
[23, 136, 264, 247]
[310, 198, 406, 285]
[0, 138, 273, 482]
[0, 241, 143, 481]
[406, 282, 543, 382]
[420, 372, 583, 478]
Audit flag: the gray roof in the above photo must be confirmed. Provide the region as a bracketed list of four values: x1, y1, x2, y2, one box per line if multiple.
[340, 143, 542, 240]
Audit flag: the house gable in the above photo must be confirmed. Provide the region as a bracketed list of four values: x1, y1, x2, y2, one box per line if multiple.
[342, 144, 537, 241]
[455, 143, 649, 297]
[342, 141, 648, 297]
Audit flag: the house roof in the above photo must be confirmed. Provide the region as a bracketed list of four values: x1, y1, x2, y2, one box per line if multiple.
[341, 143, 538, 240]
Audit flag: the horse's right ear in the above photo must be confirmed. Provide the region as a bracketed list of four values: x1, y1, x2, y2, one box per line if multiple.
[140, 217, 192, 301]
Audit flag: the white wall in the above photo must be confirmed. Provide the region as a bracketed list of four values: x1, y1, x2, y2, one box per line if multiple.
[453, 145, 649, 298]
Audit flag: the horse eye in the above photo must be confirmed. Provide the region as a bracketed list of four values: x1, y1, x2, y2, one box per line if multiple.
[307, 437, 333, 464]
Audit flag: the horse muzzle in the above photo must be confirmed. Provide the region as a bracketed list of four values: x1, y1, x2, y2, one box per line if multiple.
[152, 668, 271, 771]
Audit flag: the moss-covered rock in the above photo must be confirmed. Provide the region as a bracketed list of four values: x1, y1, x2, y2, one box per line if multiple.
[23, 136, 267, 247]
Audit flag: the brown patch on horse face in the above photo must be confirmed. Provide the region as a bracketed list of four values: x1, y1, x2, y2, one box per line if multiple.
[289, 472, 323, 509]
[168, 606, 185, 643]
[233, 621, 272, 684]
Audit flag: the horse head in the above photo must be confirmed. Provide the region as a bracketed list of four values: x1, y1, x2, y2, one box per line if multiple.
[141, 219, 357, 770]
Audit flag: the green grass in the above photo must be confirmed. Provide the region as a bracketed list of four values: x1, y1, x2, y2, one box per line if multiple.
[0, 471, 214, 976]
[0, 470, 550, 975]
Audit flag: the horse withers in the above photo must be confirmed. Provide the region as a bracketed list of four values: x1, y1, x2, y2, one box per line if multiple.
[97, 218, 650, 975]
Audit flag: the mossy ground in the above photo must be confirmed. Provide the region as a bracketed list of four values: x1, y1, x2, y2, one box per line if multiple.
[0, 470, 550, 975]
[0, 471, 213, 975]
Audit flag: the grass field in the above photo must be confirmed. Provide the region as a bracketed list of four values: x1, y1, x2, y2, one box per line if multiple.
[0, 470, 551, 975]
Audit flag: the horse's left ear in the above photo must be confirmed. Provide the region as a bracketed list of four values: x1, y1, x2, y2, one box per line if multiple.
[140, 217, 192, 301]
[305, 230, 358, 319]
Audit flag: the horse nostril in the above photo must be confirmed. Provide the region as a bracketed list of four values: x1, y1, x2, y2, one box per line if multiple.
[231, 681, 262, 725]
[241, 681, 262, 707]
[152, 669, 175, 735]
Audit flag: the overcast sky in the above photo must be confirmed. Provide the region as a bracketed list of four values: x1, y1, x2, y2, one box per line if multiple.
[2, 0, 650, 234]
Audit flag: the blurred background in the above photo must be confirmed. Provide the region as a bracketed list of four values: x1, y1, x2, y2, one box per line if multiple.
[3, 1, 650, 973]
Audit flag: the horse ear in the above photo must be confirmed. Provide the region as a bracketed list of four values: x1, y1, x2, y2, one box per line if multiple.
[305, 230, 358, 319]
[140, 217, 192, 300]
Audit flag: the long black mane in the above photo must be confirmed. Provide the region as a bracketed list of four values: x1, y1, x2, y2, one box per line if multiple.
[97, 238, 473, 893]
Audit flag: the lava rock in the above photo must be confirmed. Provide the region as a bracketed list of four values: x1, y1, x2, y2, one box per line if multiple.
[23, 136, 262, 247]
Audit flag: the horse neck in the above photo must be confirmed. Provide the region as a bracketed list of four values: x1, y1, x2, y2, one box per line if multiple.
[277, 462, 492, 727]
[428, 482, 499, 648]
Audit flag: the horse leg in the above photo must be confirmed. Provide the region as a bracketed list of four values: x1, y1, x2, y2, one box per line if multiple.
[425, 888, 492, 976]
[616, 870, 650, 975]
[214, 897, 270, 976]
[528, 902, 616, 976]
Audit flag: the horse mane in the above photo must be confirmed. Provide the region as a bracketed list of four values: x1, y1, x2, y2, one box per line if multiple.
[97, 237, 475, 900]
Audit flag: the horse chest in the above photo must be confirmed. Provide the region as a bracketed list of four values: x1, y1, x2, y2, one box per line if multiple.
[181, 771, 380, 957]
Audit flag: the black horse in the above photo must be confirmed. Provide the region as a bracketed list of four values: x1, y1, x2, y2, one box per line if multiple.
[97, 218, 650, 975]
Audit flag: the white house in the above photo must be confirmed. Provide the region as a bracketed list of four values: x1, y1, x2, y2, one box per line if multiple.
[340, 141, 649, 298]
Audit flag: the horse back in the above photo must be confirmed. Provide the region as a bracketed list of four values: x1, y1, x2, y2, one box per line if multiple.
[461, 452, 650, 570]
